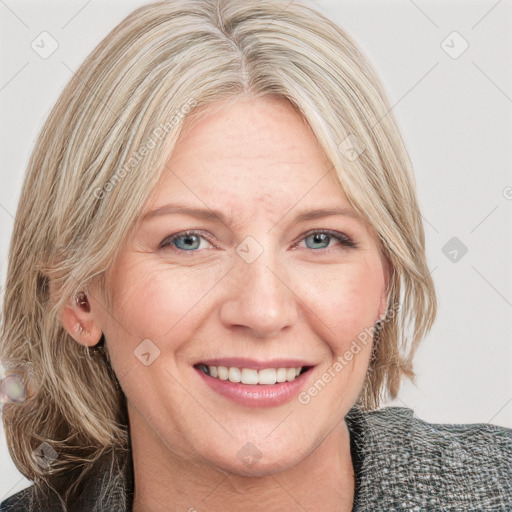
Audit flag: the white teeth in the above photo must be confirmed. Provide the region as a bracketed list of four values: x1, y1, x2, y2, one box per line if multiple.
[228, 367, 241, 383]
[258, 368, 276, 385]
[217, 366, 229, 380]
[286, 368, 296, 381]
[276, 368, 287, 382]
[202, 365, 304, 385]
[241, 368, 259, 385]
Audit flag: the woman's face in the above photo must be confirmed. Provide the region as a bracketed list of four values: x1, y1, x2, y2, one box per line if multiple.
[89, 95, 389, 475]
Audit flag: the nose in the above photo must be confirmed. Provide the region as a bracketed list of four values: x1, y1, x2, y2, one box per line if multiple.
[219, 252, 299, 338]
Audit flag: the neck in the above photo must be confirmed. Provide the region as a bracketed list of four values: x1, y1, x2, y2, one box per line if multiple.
[130, 405, 355, 512]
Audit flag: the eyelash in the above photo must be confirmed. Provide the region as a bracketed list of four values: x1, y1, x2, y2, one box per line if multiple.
[159, 229, 358, 254]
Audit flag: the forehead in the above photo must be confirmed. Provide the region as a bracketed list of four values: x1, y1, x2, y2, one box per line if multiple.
[150, 96, 353, 218]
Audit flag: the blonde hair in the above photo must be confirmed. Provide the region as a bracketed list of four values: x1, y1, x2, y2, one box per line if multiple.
[1, 0, 436, 506]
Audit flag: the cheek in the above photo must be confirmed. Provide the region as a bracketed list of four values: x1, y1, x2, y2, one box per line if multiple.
[293, 257, 385, 349]
[96, 261, 227, 401]
[103, 259, 226, 345]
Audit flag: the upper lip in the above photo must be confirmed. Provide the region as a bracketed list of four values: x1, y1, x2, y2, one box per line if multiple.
[194, 358, 316, 370]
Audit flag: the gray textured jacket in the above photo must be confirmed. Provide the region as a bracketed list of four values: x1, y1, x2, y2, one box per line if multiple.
[1, 406, 511, 511]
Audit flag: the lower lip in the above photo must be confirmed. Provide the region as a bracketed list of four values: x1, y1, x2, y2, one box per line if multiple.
[195, 367, 315, 408]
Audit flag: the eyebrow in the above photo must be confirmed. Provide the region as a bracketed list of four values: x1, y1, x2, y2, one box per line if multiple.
[141, 204, 361, 226]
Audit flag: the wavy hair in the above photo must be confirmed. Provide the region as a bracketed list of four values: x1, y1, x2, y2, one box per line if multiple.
[1, 0, 436, 507]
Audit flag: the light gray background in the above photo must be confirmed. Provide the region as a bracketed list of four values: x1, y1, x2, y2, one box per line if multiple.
[1, 0, 511, 501]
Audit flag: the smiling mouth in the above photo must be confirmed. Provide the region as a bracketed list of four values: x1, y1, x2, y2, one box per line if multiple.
[194, 363, 312, 385]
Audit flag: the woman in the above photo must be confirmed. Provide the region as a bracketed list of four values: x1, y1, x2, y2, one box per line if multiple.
[0, 0, 510, 510]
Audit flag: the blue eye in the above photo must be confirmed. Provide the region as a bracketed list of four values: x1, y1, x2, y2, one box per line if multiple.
[301, 230, 357, 250]
[305, 232, 331, 249]
[174, 234, 200, 250]
[160, 231, 210, 251]
[159, 229, 357, 254]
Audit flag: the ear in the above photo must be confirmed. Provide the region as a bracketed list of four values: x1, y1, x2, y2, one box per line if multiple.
[59, 291, 103, 347]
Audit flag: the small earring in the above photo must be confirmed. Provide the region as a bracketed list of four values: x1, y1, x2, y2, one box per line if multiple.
[75, 291, 90, 313]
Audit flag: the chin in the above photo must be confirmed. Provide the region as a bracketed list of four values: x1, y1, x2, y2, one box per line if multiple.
[210, 448, 306, 478]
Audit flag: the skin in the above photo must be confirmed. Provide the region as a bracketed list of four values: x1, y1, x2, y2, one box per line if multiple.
[61, 95, 389, 511]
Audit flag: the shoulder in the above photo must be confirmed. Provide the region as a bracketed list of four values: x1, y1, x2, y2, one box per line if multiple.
[0, 485, 57, 512]
[346, 405, 512, 511]
[0, 487, 31, 512]
[1, 449, 133, 512]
